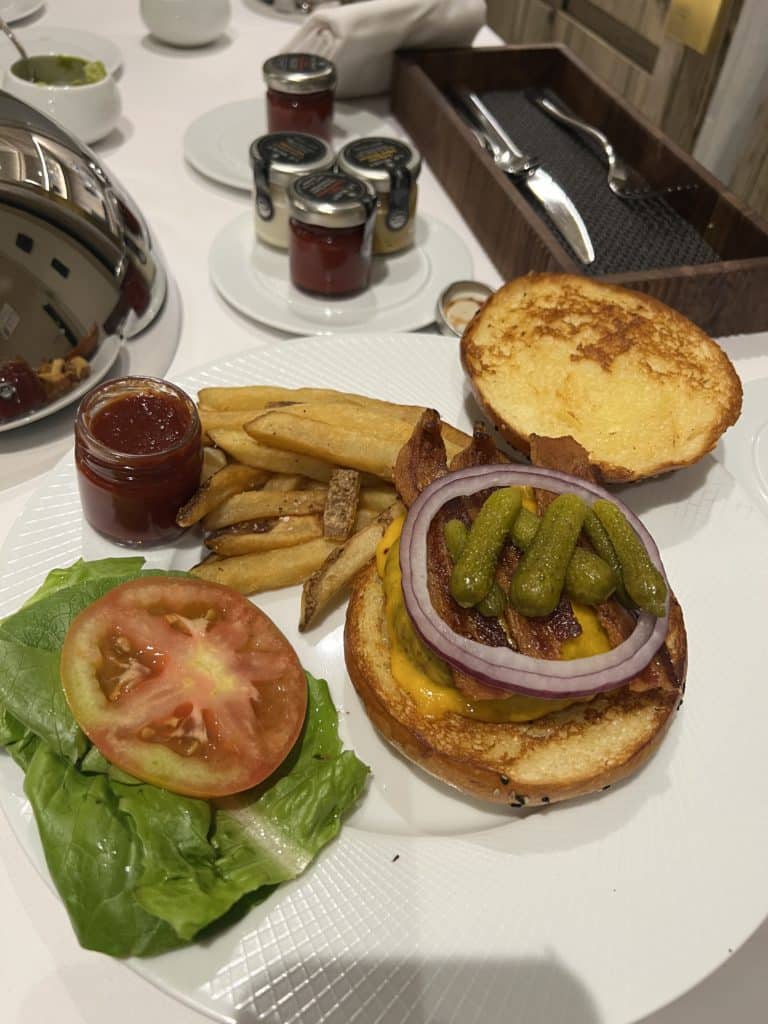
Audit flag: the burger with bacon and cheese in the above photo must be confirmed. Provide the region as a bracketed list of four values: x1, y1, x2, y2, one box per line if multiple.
[344, 415, 687, 808]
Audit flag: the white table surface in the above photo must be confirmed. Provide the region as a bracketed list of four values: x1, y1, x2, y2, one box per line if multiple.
[1, 3, 767, 1022]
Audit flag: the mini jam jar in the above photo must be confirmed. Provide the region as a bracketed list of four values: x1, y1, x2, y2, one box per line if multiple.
[336, 137, 421, 255]
[250, 132, 334, 248]
[288, 171, 376, 298]
[74, 376, 202, 546]
[263, 53, 336, 142]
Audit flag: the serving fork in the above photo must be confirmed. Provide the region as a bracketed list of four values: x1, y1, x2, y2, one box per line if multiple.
[532, 93, 696, 201]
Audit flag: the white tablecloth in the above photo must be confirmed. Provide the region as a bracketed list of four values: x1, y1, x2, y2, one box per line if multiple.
[1, 3, 766, 1022]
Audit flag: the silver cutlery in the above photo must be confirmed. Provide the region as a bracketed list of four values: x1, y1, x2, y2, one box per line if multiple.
[532, 93, 696, 201]
[0, 15, 34, 80]
[457, 90, 595, 265]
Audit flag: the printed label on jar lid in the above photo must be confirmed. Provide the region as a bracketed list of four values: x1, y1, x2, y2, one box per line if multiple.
[250, 133, 329, 222]
[291, 172, 377, 229]
[343, 138, 415, 232]
[294, 172, 369, 205]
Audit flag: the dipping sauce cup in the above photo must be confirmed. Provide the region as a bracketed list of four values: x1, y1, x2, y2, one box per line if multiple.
[75, 377, 202, 546]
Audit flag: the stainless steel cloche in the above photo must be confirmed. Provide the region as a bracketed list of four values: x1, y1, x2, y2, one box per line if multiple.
[0, 91, 166, 380]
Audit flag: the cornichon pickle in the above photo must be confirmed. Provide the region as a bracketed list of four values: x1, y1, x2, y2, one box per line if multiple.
[477, 581, 507, 618]
[508, 494, 587, 617]
[566, 549, 617, 605]
[582, 508, 631, 606]
[510, 506, 539, 550]
[444, 518, 469, 562]
[511, 507, 617, 605]
[591, 500, 668, 617]
[444, 517, 507, 617]
[449, 487, 522, 608]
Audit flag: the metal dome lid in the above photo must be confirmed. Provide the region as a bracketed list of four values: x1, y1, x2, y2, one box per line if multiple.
[0, 92, 166, 342]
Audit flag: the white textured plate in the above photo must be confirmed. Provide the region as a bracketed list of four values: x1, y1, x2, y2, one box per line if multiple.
[0, 26, 123, 74]
[183, 98, 402, 191]
[0, 334, 123, 433]
[1, 336, 768, 1024]
[0, 0, 44, 24]
[715, 377, 768, 523]
[209, 212, 473, 335]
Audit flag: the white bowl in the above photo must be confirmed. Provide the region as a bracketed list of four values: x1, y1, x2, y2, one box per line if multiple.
[140, 0, 231, 48]
[2, 56, 121, 145]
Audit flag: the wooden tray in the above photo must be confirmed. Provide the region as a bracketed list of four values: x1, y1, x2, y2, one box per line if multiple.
[391, 44, 768, 337]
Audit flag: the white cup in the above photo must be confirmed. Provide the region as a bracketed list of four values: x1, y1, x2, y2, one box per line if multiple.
[140, 0, 232, 47]
[2, 57, 121, 145]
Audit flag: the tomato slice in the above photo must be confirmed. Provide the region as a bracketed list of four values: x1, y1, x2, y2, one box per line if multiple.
[60, 577, 308, 798]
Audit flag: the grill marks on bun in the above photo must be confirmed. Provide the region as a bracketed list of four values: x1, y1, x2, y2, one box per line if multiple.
[460, 273, 742, 482]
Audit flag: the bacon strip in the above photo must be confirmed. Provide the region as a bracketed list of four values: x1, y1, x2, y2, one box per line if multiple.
[393, 409, 448, 507]
[449, 422, 509, 471]
[529, 434, 600, 484]
[394, 420, 680, 704]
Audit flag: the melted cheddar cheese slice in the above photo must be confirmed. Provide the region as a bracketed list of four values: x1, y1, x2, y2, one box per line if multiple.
[376, 515, 611, 723]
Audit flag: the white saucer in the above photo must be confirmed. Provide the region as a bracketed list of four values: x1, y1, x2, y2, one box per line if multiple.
[0, 26, 123, 74]
[0, 334, 123, 434]
[209, 211, 474, 335]
[184, 98, 403, 191]
[0, 0, 44, 24]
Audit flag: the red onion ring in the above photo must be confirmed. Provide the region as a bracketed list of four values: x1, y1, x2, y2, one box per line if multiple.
[399, 465, 670, 698]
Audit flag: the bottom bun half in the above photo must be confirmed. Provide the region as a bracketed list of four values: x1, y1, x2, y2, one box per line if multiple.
[344, 562, 687, 808]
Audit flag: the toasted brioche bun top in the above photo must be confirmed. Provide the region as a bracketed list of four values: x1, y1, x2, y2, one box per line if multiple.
[461, 273, 743, 482]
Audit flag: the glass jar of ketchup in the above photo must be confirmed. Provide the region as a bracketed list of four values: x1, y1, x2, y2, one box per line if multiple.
[288, 171, 376, 298]
[74, 377, 202, 546]
[263, 53, 336, 142]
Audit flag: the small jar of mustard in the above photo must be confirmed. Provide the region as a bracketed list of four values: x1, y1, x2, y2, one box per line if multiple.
[249, 132, 335, 249]
[336, 137, 421, 255]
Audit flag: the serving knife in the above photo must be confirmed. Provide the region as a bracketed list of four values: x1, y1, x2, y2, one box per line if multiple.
[457, 90, 595, 265]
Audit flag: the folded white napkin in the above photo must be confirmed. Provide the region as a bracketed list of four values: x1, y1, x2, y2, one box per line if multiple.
[283, 0, 486, 98]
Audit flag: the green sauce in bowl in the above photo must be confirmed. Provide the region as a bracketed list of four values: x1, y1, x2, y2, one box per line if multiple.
[12, 55, 108, 87]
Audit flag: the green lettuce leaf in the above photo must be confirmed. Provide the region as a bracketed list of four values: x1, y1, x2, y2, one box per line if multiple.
[0, 558, 369, 957]
[24, 743, 183, 957]
[19, 557, 146, 610]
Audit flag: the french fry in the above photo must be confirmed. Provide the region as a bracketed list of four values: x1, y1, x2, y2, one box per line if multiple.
[190, 538, 340, 594]
[205, 515, 324, 556]
[244, 411, 406, 479]
[359, 483, 398, 511]
[245, 404, 468, 479]
[207, 428, 334, 482]
[198, 386, 374, 411]
[299, 500, 405, 631]
[353, 508, 379, 529]
[201, 445, 228, 482]
[262, 473, 311, 492]
[323, 468, 361, 541]
[203, 488, 328, 531]
[200, 386, 468, 442]
[200, 408, 270, 434]
[247, 399, 471, 452]
[176, 464, 269, 528]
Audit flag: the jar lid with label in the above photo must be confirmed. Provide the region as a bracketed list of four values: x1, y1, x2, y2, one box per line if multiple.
[262, 53, 337, 95]
[250, 132, 334, 222]
[337, 137, 421, 231]
[288, 172, 377, 230]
